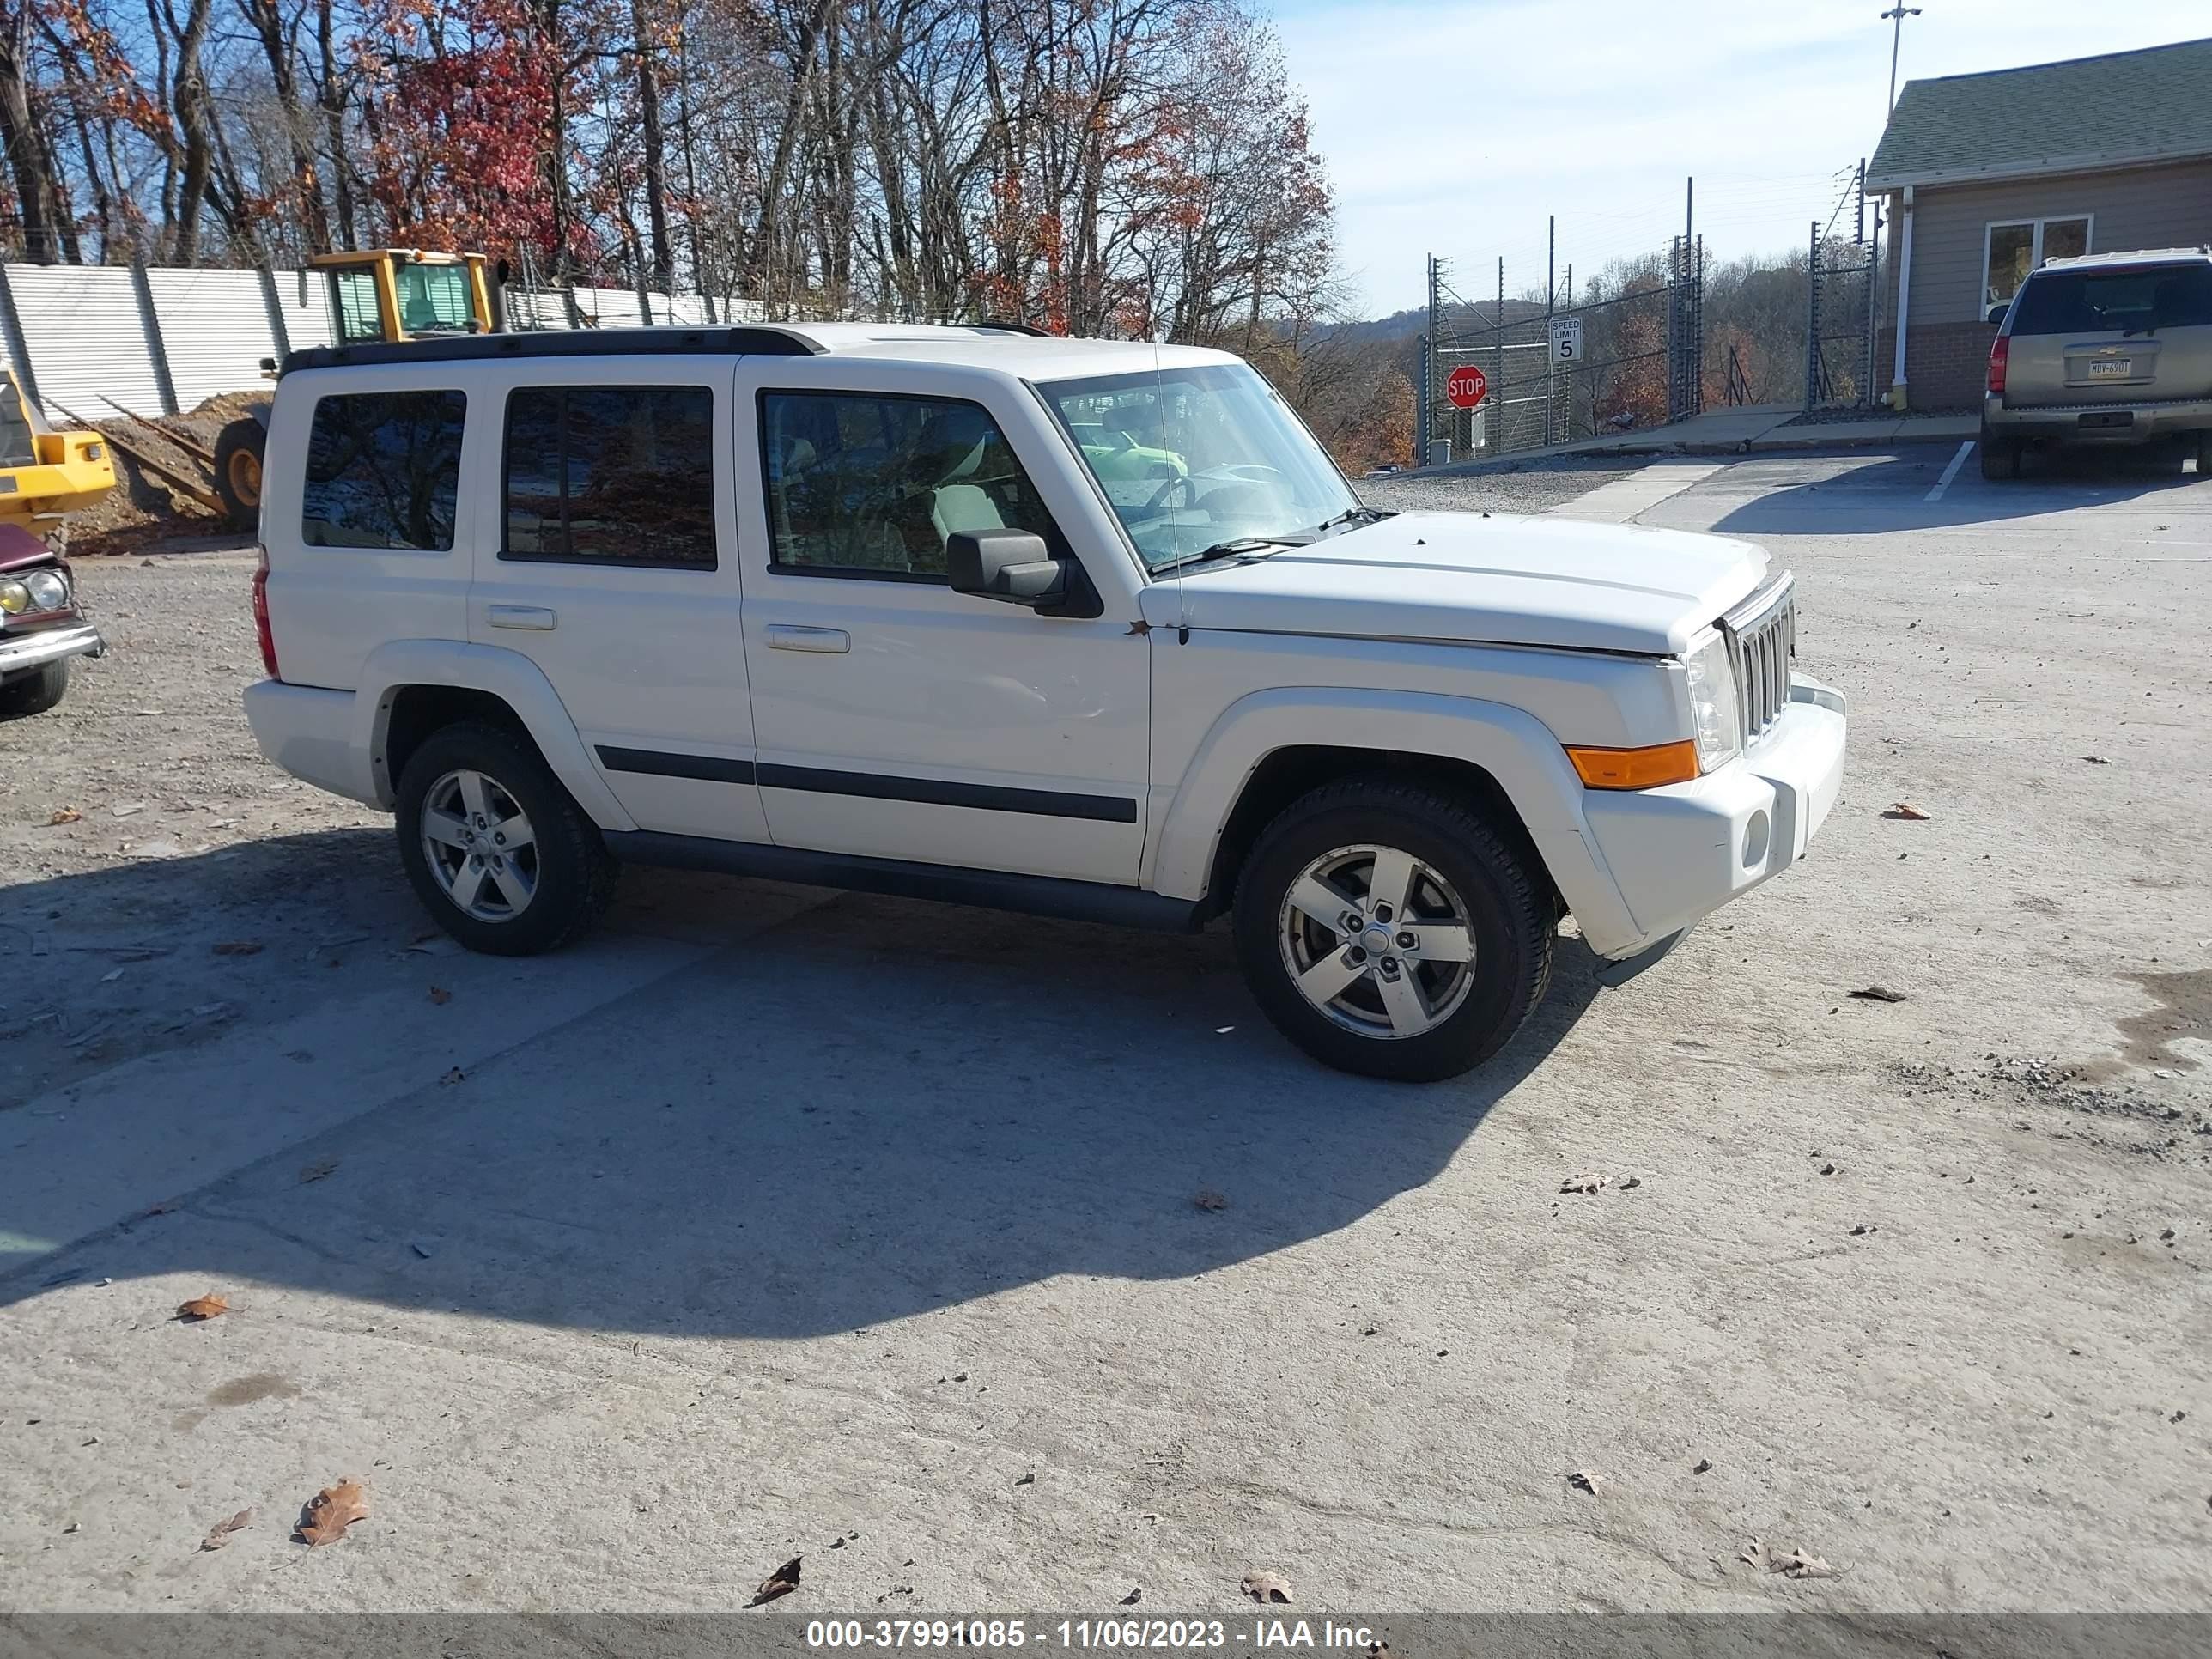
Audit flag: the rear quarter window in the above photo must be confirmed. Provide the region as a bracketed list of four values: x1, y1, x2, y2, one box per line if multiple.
[301, 389, 467, 550]
[2011, 265, 2212, 335]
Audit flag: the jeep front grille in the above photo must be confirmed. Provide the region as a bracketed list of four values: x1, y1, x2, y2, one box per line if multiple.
[1723, 574, 1796, 745]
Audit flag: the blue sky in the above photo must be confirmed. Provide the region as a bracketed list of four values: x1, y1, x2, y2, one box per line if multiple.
[1273, 0, 2212, 316]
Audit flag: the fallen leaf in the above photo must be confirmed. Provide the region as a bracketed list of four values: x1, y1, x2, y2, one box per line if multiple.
[750, 1555, 802, 1606]
[1617, 1175, 1643, 1191]
[1739, 1538, 1769, 1569]
[1883, 802, 1932, 821]
[295, 1480, 368, 1547]
[48, 807, 82, 825]
[1560, 1172, 1610, 1195]
[175, 1293, 228, 1322]
[200, 1508, 253, 1551]
[1848, 986, 1907, 1003]
[1121, 1589, 1142, 1606]
[440, 1066, 465, 1085]
[1194, 1189, 1228, 1212]
[428, 986, 451, 1006]
[2081, 755, 2109, 765]
[1772, 1548, 1838, 1580]
[298, 1157, 339, 1184]
[211, 941, 264, 957]
[100, 967, 124, 983]
[1570, 1469, 1607, 1496]
[1240, 1571, 1293, 1604]
[1014, 1472, 1035, 1486]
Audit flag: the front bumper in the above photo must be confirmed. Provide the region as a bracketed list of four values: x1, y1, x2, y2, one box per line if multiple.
[1580, 673, 1847, 958]
[0, 619, 105, 679]
[1984, 392, 2212, 444]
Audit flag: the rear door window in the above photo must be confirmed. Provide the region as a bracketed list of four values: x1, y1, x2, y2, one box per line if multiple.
[501, 386, 717, 568]
[2011, 265, 2212, 335]
[301, 390, 466, 550]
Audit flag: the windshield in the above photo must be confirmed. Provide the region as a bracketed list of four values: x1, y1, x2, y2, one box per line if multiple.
[1039, 362, 1358, 570]
[395, 262, 476, 335]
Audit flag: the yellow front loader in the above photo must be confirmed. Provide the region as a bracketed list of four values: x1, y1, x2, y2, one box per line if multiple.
[0, 368, 117, 542]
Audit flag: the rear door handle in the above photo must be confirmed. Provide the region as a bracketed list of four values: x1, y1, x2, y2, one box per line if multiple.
[766, 624, 850, 653]
[487, 605, 557, 631]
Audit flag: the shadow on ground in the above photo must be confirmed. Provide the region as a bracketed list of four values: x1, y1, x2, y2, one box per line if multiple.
[1711, 443, 2206, 536]
[1, 831, 1601, 1338]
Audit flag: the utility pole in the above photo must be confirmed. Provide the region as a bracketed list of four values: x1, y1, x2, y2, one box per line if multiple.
[1882, 5, 1922, 119]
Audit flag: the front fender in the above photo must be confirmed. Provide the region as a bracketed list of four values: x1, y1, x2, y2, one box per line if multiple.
[354, 640, 638, 832]
[1145, 687, 1644, 957]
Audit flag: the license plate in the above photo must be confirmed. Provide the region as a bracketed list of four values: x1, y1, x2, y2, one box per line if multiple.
[2086, 359, 2132, 378]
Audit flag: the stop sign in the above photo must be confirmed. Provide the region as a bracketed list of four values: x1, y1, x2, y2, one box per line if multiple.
[1445, 364, 1488, 409]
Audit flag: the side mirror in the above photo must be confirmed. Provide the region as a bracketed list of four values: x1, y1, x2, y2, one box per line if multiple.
[946, 528, 1066, 606]
[1985, 301, 2010, 325]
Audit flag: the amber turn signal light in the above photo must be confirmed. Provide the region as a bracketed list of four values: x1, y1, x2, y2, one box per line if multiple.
[1565, 739, 1702, 789]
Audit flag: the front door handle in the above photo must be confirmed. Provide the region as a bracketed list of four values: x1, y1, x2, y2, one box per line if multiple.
[487, 605, 557, 631]
[766, 624, 850, 653]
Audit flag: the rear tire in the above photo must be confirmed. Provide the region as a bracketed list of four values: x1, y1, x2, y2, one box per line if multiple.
[0, 657, 70, 719]
[394, 720, 617, 956]
[2195, 431, 2211, 477]
[1232, 776, 1553, 1082]
[213, 419, 266, 532]
[1978, 428, 2021, 480]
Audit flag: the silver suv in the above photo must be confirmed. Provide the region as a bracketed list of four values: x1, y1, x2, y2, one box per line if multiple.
[1981, 247, 2212, 480]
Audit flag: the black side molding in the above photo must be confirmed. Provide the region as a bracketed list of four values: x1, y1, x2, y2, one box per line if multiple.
[597, 745, 756, 784]
[593, 745, 1138, 823]
[603, 832, 1205, 934]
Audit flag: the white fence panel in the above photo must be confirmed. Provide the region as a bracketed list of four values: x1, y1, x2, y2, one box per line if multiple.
[270, 267, 336, 352]
[146, 268, 276, 408]
[8, 264, 166, 420]
[505, 288, 574, 331]
[575, 287, 644, 328]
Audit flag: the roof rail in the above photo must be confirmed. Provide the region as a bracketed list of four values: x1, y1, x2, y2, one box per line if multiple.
[974, 320, 1053, 337]
[279, 324, 823, 375]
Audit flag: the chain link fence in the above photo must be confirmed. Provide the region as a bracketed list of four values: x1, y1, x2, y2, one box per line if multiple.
[1419, 236, 1705, 465]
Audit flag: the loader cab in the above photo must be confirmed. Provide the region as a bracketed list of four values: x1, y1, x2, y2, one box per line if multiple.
[312, 251, 496, 346]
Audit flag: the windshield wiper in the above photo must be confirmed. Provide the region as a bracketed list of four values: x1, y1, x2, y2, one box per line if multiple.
[1152, 536, 1305, 574]
[1313, 506, 1390, 533]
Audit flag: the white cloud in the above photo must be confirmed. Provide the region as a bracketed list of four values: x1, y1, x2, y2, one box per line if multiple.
[1275, 0, 2212, 314]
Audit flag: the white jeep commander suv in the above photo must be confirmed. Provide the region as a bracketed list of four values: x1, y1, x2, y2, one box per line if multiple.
[244, 322, 1846, 1080]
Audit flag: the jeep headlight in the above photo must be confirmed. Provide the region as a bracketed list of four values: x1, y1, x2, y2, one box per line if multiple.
[0, 578, 28, 614]
[1684, 630, 1740, 772]
[23, 569, 67, 612]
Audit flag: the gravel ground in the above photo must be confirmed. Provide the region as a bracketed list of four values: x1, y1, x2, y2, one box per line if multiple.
[3, 452, 2209, 1616]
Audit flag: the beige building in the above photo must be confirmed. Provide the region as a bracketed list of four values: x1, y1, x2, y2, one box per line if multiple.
[1866, 38, 2212, 410]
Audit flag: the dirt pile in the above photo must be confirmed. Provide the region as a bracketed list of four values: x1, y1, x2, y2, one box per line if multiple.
[64, 390, 264, 556]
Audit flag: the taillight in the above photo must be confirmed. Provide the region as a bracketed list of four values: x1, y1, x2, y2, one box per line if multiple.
[252, 545, 282, 680]
[1987, 335, 2009, 396]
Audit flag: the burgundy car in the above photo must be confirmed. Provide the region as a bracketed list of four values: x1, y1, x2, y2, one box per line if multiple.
[0, 522, 105, 718]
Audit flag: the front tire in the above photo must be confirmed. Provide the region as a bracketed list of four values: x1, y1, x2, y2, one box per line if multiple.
[394, 720, 617, 956]
[1233, 777, 1553, 1081]
[213, 419, 266, 532]
[0, 657, 70, 719]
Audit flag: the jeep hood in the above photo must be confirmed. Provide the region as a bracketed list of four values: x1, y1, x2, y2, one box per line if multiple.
[1135, 511, 1769, 656]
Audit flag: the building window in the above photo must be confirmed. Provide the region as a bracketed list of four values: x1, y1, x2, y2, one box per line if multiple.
[759, 391, 1058, 580]
[302, 390, 466, 550]
[1984, 216, 2092, 312]
[502, 386, 717, 568]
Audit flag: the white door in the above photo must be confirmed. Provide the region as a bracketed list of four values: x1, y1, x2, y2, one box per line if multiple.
[732, 361, 1151, 884]
[465, 357, 768, 842]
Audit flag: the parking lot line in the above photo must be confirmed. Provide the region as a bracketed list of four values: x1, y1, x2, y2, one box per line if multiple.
[1924, 439, 1975, 501]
